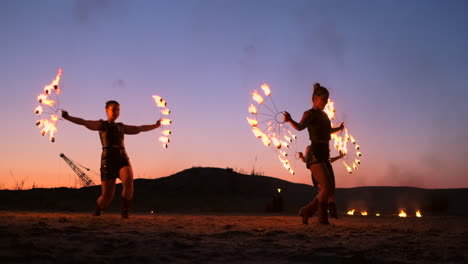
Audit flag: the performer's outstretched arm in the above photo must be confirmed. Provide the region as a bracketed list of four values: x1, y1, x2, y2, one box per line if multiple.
[61, 110, 102, 131]
[331, 122, 345, 134]
[123, 120, 161, 135]
[283, 111, 310, 131]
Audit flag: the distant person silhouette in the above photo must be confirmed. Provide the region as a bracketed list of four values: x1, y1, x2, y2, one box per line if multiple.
[62, 100, 161, 218]
[283, 83, 344, 224]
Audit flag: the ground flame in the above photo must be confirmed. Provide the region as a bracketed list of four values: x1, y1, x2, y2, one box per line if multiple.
[347, 209, 355, 215]
[399, 210, 407, 217]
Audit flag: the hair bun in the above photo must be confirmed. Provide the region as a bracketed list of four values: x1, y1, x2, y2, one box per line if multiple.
[313, 83, 321, 91]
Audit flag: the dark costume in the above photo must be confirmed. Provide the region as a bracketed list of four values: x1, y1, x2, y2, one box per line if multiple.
[99, 120, 130, 181]
[302, 108, 335, 189]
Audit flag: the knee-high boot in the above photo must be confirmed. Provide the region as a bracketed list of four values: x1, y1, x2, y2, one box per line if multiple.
[317, 202, 330, 225]
[328, 202, 338, 219]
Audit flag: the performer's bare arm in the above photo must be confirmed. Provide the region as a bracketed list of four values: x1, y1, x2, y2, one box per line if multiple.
[331, 122, 345, 134]
[283, 111, 309, 131]
[62, 110, 102, 131]
[123, 120, 161, 135]
[330, 152, 345, 163]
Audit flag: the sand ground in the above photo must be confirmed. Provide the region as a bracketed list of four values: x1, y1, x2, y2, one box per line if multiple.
[1, 211, 467, 263]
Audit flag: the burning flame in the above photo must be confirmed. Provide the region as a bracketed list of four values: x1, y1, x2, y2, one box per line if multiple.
[398, 210, 407, 217]
[251, 127, 263, 138]
[162, 130, 171, 136]
[40, 119, 57, 142]
[260, 83, 271, 96]
[343, 161, 353, 174]
[246, 117, 258, 127]
[324, 99, 335, 120]
[361, 211, 368, 216]
[347, 209, 355, 215]
[161, 118, 172, 125]
[159, 136, 170, 143]
[260, 134, 271, 147]
[271, 137, 281, 149]
[152, 95, 167, 107]
[416, 210, 422, 217]
[51, 114, 58, 121]
[43, 68, 62, 95]
[376, 213, 381, 216]
[248, 104, 257, 114]
[252, 90, 264, 104]
[38, 94, 55, 106]
[35, 106, 43, 115]
[161, 109, 171, 115]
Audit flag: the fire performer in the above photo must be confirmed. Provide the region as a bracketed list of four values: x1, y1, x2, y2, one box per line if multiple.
[62, 100, 161, 218]
[283, 83, 344, 224]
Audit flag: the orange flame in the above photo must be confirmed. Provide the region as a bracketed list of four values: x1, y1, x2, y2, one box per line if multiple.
[246, 117, 258, 127]
[160, 109, 171, 115]
[324, 99, 335, 120]
[350, 135, 356, 144]
[35, 106, 43, 115]
[260, 83, 271, 96]
[343, 161, 352, 174]
[260, 134, 270, 147]
[287, 130, 297, 140]
[376, 213, 381, 216]
[252, 90, 264, 104]
[37, 94, 55, 107]
[347, 209, 355, 215]
[248, 104, 258, 114]
[152, 95, 167, 107]
[361, 211, 368, 216]
[40, 119, 57, 142]
[416, 210, 422, 217]
[163, 143, 168, 148]
[355, 159, 361, 165]
[51, 114, 58, 121]
[353, 163, 358, 170]
[162, 130, 171, 136]
[398, 210, 407, 217]
[161, 118, 171, 125]
[159, 136, 170, 143]
[284, 135, 292, 143]
[271, 137, 281, 149]
[251, 127, 263, 138]
[43, 68, 62, 95]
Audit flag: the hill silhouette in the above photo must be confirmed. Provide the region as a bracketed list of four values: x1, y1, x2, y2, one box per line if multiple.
[1, 167, 467, 215]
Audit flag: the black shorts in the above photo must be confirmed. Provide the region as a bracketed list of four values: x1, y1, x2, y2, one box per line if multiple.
[100, 148, 130, 181]
[305, 144, 335, 188]
[305, 143, 330, 169]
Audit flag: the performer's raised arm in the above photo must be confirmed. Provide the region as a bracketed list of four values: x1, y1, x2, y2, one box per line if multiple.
[123, 120, 161, 135]
[61, 110, 102, 131]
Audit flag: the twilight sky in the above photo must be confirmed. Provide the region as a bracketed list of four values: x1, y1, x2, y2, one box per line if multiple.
[2, 0, 468, 189]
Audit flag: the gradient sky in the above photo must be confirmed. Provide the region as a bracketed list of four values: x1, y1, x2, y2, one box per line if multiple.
[2, 0, 468, 189]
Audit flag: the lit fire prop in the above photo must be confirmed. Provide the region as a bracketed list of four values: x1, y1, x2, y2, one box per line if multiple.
[152, 95, 172, 148]
[34, 68, 63, 142]
[343, 209, 423, 217]
[246, 83, 298, 175]
[324, 98, 362, 174]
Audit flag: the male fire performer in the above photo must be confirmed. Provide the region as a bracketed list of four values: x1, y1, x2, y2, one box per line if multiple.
[62, 100, 161, 218]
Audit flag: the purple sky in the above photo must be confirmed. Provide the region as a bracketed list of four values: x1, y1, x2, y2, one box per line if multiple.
[2, 0, 468, 189]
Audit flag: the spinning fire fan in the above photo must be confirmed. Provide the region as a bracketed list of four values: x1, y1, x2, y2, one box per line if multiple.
[34, 68, 63, 142]
[152, 95, 172, 148]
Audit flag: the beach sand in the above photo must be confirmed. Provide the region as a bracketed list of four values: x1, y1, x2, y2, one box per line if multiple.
[1, 211, 467, 263]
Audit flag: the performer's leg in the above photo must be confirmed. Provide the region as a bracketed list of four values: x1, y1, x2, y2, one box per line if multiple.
[310, 163, 331, 224]
[119, 166, 134, 218]
[94, 179, 116, 216]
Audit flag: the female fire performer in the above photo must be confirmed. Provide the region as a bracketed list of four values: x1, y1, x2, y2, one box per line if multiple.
[62, 100, 161, 218]
[283, 83, 344, 224]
